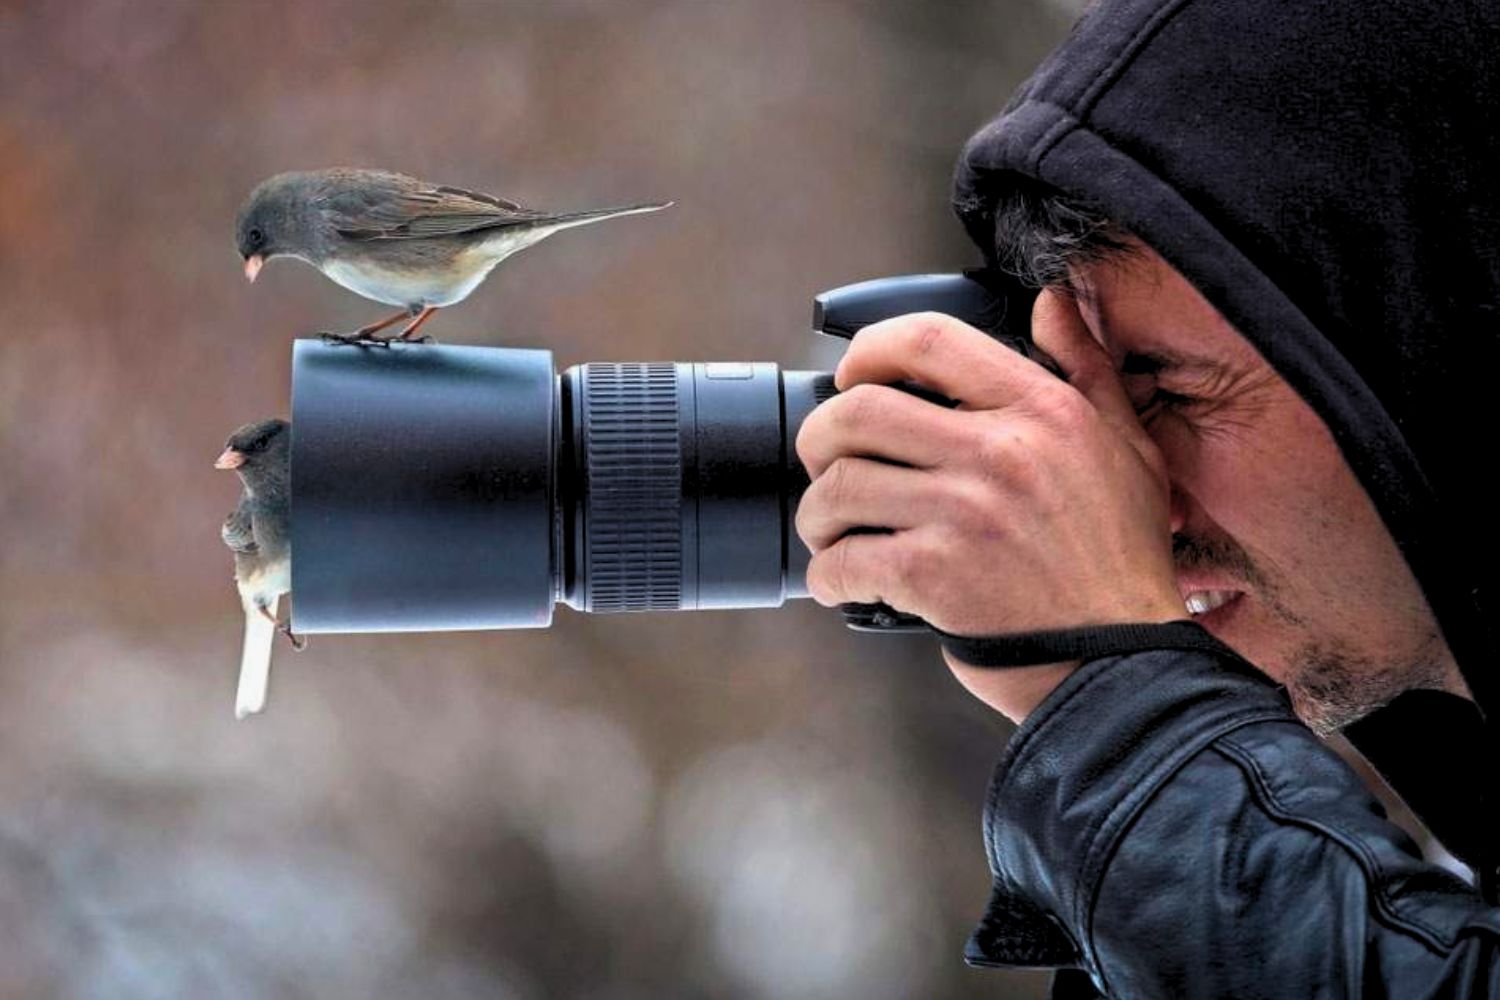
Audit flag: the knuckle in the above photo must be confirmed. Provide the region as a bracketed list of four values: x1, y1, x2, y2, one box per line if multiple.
[945, 479, 998, 534]
[793, 411, 820, 467]
[973, 424, 1024, 478]
[804, 553, 834, 605]
[811, 538, 860, 605]
[822, 456, 856, 506]
[793, 498, 817, 551]
[908, 312, 954, 358]
[889, 531, 947, 606]
[890, 535, 927, 592]
[1032, 382, 1090, 431]
[833, 382, 884, 429]
[978, 428, 1047, 497]
[886, 542, 917, 597]
[832, 540, 857, 595]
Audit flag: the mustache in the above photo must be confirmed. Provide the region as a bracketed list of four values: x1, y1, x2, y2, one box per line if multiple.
[1172, 531, 1265, 590]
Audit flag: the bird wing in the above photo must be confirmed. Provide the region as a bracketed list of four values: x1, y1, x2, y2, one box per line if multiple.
[222, 496, 258, 554]
[318, 172, 549, 241]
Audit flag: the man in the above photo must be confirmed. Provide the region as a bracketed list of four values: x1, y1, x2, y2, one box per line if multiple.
[795, 0, 1499, 995]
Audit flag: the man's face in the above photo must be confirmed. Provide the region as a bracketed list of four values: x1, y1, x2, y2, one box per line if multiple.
[1070, 243, 1462, 734]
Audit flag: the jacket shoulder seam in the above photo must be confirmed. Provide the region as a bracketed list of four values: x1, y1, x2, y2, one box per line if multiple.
[1213, 731, 1458, 953]
[1076, 710, 1290, 992]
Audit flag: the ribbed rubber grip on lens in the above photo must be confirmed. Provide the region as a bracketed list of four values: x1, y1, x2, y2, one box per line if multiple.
[812, 373, 838, 405]
[581, 363, 683, 611]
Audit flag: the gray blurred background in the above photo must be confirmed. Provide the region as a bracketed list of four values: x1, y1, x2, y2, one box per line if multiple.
[0, 2, 1090, 997]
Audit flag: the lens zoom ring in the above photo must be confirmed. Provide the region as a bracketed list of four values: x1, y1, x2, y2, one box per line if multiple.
[582, 363, 682, 611]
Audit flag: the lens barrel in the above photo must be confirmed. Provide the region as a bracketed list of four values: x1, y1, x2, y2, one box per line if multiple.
[290, 341, 830, 633]
[562, 361, 833, 614]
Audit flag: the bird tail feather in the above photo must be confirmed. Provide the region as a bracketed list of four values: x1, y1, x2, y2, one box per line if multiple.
[529, 200, 674, 233]
[236, 596, 276, 720]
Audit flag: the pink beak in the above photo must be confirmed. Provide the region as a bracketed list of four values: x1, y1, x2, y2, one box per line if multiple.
[243, 254, 264, 283]
[215, 448, 245, 470]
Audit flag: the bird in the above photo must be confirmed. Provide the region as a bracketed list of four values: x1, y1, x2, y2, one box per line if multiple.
[216, 418, 298, 720]
[234, 168, 673, 343]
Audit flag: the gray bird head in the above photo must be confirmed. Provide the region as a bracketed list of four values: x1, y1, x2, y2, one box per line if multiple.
[235, 173, 328, 282]
[216, 418, 290, 490]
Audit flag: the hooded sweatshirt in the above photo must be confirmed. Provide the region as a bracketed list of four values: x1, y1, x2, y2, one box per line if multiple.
[948, 0, 1500, 994]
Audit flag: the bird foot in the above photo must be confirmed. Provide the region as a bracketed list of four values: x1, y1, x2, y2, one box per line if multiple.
[318, 331, 394, 348]
[279, 623, 308, 651]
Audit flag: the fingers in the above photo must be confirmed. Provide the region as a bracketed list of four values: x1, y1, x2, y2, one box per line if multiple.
[795, 383, 968, 480]
[804, 529, 923, 609]
[1031, 289, 1145, 447]
[795, 456, 944, 552]
[797, 294, 1180, 638]
[833, 311, 1051, 410]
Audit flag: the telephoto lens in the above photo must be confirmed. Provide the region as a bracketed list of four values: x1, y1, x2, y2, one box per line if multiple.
[289, 273, 1028, 634]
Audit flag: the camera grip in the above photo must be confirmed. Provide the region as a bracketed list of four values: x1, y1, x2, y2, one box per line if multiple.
[839, 602, 931, 632]
[810, 272, 1054, 637]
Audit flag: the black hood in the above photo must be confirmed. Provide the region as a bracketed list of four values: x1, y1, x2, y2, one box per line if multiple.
[953, 0, 1497, 874]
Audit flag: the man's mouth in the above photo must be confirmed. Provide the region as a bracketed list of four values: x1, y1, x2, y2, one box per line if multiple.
[1184, 589, 1237, 616]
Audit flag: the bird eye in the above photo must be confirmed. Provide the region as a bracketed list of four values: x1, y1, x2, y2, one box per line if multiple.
[248, 227, 265, 247]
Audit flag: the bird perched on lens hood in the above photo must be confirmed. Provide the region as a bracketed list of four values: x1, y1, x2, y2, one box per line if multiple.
[216, 418, 298, 720]
[235, 168, 673, 343]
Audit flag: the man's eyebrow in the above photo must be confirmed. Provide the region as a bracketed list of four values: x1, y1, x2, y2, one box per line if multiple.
[1119, 349, 1227, 377]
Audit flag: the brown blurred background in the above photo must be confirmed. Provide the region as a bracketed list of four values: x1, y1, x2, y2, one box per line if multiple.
[0, 2, 1088, 997]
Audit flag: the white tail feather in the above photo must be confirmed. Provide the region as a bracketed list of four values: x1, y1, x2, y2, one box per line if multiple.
[544, 200, 673, 231]
[471, 201, 674, 288]
[236, 596, 276, 720]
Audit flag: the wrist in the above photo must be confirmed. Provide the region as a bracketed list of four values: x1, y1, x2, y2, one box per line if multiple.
[935, 601, 1192, 724]
[943, 652, 1080, 724]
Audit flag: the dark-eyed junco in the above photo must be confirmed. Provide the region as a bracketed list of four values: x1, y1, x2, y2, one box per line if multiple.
[216, 418, 298, 720]
[235, 169, 673, 343]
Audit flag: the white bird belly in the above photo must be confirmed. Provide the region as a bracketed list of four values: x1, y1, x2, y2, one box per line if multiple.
[239, 561, 291, 610]
[321, 258, 476, 309]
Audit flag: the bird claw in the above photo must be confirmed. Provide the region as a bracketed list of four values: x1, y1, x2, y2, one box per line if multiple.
[279, 623, 308, 651]
[318, 331, 392, 348]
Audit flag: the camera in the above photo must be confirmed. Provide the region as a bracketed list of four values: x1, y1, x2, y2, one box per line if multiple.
[289, 272, 1037, 635]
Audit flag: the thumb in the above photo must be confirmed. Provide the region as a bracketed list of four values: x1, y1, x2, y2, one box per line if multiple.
[1031, 289, 1128, 418]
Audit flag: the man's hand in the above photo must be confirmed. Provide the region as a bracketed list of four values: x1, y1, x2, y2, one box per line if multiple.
[793, 289, 1186, 723]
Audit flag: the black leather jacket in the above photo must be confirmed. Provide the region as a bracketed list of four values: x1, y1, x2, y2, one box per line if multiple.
[963, 645, 1500, 997]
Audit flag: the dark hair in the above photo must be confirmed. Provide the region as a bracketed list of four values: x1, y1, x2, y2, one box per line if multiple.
[988, 173, 1137, 289]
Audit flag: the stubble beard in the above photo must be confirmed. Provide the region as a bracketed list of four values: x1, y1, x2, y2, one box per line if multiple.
[1172, 532, 1448, 738]
[1284, 629, 1452, 737]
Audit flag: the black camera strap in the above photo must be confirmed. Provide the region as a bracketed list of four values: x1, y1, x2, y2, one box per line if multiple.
[931, 619, 1233, 667]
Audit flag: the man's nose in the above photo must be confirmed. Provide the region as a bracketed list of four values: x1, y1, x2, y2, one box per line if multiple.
[1168, 485, 1188, 535]
[1147, 422, 1193, 535]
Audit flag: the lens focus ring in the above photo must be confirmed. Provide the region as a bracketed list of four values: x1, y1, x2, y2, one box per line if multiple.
[580, 363, 683, 611]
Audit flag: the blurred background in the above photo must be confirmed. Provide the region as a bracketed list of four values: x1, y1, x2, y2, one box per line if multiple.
[0, 2, 1092, 997]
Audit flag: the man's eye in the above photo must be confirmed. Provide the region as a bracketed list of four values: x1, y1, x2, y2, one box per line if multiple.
[1133, 389, 1194, 418]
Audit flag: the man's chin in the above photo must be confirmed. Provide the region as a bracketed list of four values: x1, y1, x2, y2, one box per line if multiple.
[1284, 683, 1374, 738]
[1282, 639, 1435, 738]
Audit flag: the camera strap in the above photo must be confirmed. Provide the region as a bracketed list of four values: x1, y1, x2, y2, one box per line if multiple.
[931, 619, 1233, 667]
